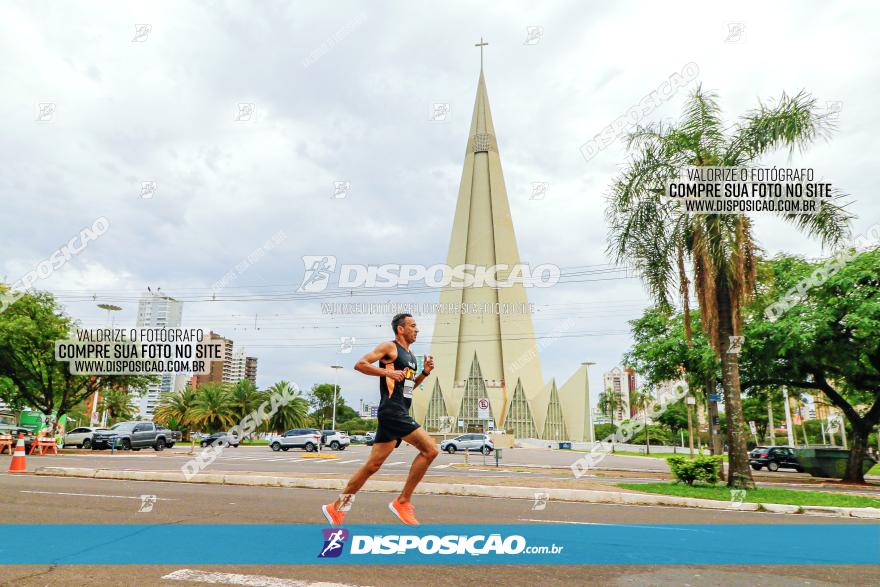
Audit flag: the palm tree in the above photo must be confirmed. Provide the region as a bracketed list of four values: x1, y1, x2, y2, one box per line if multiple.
[264, 381, 310, 434]
[229, 379, 266, 431]
[154, 386, 198, 439]
[606, 85, 850, 488]
[598, 387, 626, 451]
[630, 388, 653, 454]
[97, 386, 137, 425]
[189, 383, 236, 433]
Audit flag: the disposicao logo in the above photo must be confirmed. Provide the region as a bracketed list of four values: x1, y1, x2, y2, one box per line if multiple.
[349, 534, 529, 555]
[318, 528, 348, 558]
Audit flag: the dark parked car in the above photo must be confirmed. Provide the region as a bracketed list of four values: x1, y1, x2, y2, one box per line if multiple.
[92, 421, 182, 451]
[200, 432, 240, 448]
[749, 446, 804, 472]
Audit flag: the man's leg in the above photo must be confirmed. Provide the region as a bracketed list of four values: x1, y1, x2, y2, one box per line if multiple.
[333, 440, 396, 508]
[396, 427, 439, 505]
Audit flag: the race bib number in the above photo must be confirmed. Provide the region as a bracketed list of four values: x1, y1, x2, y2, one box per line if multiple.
[403, 378, 415, 398]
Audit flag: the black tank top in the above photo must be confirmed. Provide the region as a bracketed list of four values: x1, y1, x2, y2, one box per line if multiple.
[379, 341, 418, 415]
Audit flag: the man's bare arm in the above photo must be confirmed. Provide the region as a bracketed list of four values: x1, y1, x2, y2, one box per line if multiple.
[354, 341, 403, 380]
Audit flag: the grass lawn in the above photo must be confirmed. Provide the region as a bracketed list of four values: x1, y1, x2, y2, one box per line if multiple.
[868, 462, 880, 476]
[618, 482, 880, 508]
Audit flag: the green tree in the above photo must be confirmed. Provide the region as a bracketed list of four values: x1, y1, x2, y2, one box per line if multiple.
[0, 289, 156, 418]
[629, 388, 653, 453]
[657, 400, 689, 438]
[265, 381, 309, 433]
[229, 379, 266, 426]
[598, 388, 626, 449]
[154, 386, 198, 437]
[606, 86, 850, 487]
[97, 386, 138, 425]
[189, 383, 236, 433]
[740, 250, 880, 482]
[308, 383, 347, 429]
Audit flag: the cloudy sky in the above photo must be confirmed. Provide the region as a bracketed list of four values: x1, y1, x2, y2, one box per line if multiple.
[2, 1, 878, 411]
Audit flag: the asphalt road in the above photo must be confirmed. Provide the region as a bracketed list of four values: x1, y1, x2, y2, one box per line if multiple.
[1, 472, 878, 586]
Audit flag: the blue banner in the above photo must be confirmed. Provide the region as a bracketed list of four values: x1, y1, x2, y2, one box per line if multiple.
[1, 524, 877, 565]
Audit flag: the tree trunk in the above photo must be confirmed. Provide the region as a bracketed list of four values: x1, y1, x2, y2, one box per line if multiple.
[767, 401, 775, 446]
[843, 424, 869, 483]
[706, 377, 724, 480]
[716, 279, 756, 489]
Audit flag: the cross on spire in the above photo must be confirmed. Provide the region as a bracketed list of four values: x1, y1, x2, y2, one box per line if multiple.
[475, 37, 488, 71]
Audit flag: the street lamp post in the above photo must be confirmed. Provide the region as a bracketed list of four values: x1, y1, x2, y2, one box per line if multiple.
[95, 304, 122, 426]
[330, 365, 343, 430]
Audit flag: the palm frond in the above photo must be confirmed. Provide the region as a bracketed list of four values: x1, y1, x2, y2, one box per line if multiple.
[727, 90, 834, 162]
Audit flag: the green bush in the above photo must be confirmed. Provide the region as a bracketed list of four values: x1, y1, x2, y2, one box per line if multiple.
[594, 423, 616, 440]
[666, 455, 723, 485]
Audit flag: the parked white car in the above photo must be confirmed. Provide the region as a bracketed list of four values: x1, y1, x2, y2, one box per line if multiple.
[269, 428, 322, 452]
[321, 430, 351, 450]
[62, 426, 104, 449]
[440, 433, 494, 454]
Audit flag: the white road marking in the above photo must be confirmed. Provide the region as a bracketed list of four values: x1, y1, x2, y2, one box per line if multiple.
[433, 463, 453, 469]
[162, 569, 367, 586]
[385, 461, 406, 466]
[21, 490, 175, 501]
[337, 459, 362, 464]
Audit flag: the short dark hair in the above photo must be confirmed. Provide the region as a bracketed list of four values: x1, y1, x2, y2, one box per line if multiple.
[391, 313, 413, 334]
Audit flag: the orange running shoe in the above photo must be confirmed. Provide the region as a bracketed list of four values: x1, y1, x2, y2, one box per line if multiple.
[322, 501, 346, 526]
[388, 497, 420, 526]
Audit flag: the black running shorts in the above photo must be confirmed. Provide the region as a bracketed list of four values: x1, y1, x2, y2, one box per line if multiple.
[374, 410, 421, 445]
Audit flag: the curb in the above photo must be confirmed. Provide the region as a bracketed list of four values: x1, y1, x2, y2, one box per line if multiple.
[32, 466, 880, 518]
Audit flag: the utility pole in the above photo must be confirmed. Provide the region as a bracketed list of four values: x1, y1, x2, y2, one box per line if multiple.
[767, 400, 775, 446]
[330, 365, 343, 430]
[782, 387, 795, 447]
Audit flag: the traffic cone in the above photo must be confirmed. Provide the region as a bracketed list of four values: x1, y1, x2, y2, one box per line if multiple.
[8, 434, 26, 473]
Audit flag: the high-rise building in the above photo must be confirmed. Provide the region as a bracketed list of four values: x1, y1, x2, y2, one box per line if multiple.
[412, 61, 592, 441]
[135, 289, 183, 419]
[601, 368, 630, 423]
[244, 356, 258, 386]
[192, 332, 234, 388]
[227, 351, 258, 386]
[228, 351, 247, 383]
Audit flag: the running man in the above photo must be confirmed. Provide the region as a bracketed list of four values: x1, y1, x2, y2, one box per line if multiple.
[322, 313, 438, 526]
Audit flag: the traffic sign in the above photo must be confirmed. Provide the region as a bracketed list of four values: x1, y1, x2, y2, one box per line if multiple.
[477, 398, 490, 420]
